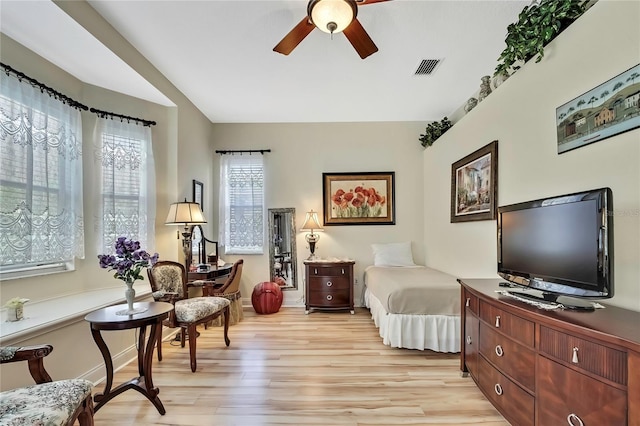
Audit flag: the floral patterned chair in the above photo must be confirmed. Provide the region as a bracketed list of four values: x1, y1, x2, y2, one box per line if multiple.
[0, 344, 94, 425]
[147, 260, 230, 372]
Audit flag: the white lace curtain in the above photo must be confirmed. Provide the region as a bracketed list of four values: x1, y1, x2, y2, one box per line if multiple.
[93, 118, 156, 254]
[0, 75, 84, 266]
[219, 154, 264, 254]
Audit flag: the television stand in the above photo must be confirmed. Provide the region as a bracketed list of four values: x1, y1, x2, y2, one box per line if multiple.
[506, 290, 596, 311]
[459, 278, 639, 426]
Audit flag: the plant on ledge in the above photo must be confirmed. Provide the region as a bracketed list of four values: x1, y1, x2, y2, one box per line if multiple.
[494, 0, 589, 77]
[419, 117, 452, 148]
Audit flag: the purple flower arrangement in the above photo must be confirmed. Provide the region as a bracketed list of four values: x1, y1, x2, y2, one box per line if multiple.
[98, 237, 159, 283]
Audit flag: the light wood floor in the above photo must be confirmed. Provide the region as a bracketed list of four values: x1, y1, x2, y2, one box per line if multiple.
[92, 308, 508, 425]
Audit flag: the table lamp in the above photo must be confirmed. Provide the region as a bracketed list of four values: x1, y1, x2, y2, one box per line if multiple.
[165, 199, 207, 270]
[300, 209, 324, 260]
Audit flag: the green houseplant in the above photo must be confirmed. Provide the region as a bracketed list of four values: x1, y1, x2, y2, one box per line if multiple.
[494, 0, 589, 77]
[419, 117, 452, 148]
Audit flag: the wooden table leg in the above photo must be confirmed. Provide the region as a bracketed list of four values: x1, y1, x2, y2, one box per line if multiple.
[91, 321, 166, 415]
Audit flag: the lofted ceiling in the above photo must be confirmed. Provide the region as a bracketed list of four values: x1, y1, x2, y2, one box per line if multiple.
[1, 0, 529, 123]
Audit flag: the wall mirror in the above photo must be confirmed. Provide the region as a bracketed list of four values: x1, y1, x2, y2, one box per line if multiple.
[268, 208, 297, 290]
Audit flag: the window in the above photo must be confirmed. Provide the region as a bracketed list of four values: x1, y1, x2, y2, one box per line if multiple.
[219, 154, 264, 254]
[0, 75, 84, 274]
[94, 118, 155, 254]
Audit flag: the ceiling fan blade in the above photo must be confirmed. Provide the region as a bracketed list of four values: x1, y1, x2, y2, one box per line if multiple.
[356, 0, 392, 5]
[343, 18, 378, 59]
[273, 17, 315, 55]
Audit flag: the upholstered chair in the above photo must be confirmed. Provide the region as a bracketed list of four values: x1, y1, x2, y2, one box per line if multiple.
[147, 260, 230, 372]
[0, 344, 94, 425]
[205, 259, 244, 327]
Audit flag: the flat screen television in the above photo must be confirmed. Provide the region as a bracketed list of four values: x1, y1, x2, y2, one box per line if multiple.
[497, 187, 613, 311]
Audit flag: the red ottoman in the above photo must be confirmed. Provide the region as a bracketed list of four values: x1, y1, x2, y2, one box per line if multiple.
[251, 281, 283, 314]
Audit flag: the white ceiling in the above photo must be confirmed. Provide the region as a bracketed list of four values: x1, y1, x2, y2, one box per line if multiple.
[1, 0, 529, 123]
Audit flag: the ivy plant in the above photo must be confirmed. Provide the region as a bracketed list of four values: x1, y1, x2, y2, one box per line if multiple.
[419, 117, 452, 148]
[494, 0, 588, 77]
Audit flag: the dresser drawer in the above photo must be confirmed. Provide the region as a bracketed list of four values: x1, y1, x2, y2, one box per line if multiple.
[479, 300, 535, 347]
[478, 356, 534, 426]
[539, 326, 627, 385]
[463, 288, 478, 315]
[537, 355, 627, 425]
[309, 289, 350, 307]
[308, 276, 350, 291]
[479, 323, 536, 391]
[307, 265, 351, 277]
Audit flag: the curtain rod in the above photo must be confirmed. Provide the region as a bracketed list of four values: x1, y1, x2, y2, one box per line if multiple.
[215, 149, 271, 155]
[90, 107, 156, 127]
[1, 62, 89, 111]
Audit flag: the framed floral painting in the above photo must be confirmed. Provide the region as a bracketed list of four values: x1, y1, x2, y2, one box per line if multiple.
[450, 140, 498, 223]
[322, 172, 395, 226]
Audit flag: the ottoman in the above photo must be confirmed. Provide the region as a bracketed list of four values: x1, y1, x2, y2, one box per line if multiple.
[251, 281, 283, 314]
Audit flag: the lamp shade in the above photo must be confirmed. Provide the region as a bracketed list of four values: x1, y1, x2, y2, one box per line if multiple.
[309, 0, 357, 34]
[165, 200, 207, 225]
[300, 209, 324, 232]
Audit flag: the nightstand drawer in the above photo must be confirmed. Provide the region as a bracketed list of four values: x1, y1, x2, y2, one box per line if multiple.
[309, 289, 350, 307]
[539, 326, 627, 385]
[308, 276, 350, 290]
[307, 265, 351, 276]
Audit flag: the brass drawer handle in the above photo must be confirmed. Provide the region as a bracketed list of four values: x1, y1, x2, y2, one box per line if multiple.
[495, 345, 504, 357]
[572, 347, 579, 364]
[495, 315, 501, 328]
[342, 268, 345, 274]
[494, 383, 503, 396]
[326, 295, 333, 301]
[465, 297, 470, 307]
[314, 268, 318, 275]
[567, 413, 584, 426]
[326, 281, 333, 287]
[466, 336, 472, 345]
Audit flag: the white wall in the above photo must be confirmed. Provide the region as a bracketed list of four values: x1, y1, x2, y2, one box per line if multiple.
[211, 122, 426, 306]
[423, 0, 640, 311]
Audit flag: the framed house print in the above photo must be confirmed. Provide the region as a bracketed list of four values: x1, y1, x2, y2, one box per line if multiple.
[192, 179, 203, 211]
[322, 172, 395, 226]
[451, 141, 498, 223]
[556, 63, 640, 154]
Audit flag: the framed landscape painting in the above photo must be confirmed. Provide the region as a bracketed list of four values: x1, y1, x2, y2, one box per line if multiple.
[451, 141, 498, 223]
[322, 172, 395, 226]
[556, 64, 640, 154]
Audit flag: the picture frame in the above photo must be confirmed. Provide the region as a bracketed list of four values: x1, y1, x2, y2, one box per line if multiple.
[322, 172, 395, 226]
[192, 179, 203, 211]
[556, 63, 640, 154]
[451, 140, 498, 223]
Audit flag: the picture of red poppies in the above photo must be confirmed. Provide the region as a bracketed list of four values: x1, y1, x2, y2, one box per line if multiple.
[323, 172, 395, 225]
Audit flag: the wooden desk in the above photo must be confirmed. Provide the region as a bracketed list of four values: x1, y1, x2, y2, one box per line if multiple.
[84, 301, 173, 415]
[187, 263, 232, 282]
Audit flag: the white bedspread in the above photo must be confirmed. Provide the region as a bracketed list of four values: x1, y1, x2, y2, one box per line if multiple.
[364, 266, 460, 315]
[363, 265, 461, 352]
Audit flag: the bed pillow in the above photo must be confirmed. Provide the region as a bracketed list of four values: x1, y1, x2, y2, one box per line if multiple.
[371, 242, 416, 267]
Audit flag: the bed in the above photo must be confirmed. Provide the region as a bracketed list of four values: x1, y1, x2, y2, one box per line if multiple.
[363, 265, 461, 352]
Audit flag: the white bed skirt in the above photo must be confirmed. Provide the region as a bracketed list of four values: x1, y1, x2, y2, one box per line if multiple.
[364, 288, 460, 353]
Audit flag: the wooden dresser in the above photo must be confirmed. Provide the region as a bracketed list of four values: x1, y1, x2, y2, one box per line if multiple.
[459, 278, 640, 426]
[304, 260, 355, 315]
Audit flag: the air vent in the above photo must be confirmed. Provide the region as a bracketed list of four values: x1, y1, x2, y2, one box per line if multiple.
[415, 59, 441, 75]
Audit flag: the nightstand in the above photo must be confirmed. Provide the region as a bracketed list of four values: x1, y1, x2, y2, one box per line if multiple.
[304, 260, 355, 314]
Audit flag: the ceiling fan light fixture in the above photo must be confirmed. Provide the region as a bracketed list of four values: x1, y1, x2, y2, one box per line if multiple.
[308, 0, 357, 34]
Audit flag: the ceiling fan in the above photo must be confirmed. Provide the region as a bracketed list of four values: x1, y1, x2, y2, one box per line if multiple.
[273, 0, 391, 59]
